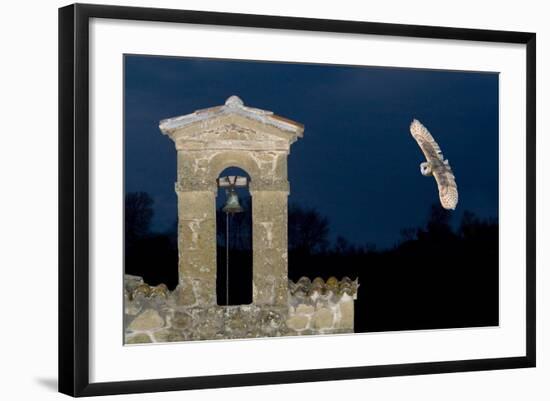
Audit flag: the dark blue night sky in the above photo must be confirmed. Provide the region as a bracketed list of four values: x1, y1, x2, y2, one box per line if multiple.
[124, 55, 499, 249]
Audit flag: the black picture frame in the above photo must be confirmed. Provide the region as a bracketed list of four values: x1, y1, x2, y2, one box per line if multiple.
[58, 3, 536, 397]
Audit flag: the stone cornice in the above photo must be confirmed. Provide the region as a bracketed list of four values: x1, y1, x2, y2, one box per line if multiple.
[174, 181, 217, 193]
[159, 95, 304, 146]
[174, 180, 290, 193]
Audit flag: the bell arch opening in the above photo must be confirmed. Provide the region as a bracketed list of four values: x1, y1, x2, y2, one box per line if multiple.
[216, 166, 253, 305]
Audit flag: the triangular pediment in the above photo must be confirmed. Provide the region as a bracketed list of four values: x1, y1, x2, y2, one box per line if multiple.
[159, 96, 304, 151]
[173, 121, 292, 151]
[185, 122, 282, 142]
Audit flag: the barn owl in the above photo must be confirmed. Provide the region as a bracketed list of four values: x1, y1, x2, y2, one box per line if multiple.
[410, 119, 458, 210]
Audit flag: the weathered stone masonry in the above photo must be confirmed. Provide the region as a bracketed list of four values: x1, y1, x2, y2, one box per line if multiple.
[124, 275, 358, 343]
[124, 96, 358, 343]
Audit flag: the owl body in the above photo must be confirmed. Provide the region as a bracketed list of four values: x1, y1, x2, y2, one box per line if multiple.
[420, 161, 432, 176]
[410, 119, 459, 210]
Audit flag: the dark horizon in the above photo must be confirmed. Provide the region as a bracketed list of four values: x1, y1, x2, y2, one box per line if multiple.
[125, 189, 499, 331]
[124, 55, 499, 249]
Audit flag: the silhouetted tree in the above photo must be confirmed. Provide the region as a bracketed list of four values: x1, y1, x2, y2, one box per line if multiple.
[425, 203, 453, 234]
[362, 242, 378, 253]
[288, 204, 329, 254]
[399, 227, 417, 242]
[333, 236, 356, 254]
[124, 191, 178, 289]
[165, 219, 178, 249]
[459, 210, 497, 241]
[415, 203, 455, 244]
[125, 192, 154, 246]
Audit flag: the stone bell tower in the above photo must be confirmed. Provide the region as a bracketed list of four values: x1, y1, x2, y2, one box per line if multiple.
[124, 96, 357, 343]
[159, 95, 304, 308]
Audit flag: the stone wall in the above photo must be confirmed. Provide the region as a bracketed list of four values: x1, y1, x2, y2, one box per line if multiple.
[287, 276, 358, 335]
[124, 274, 358, 344]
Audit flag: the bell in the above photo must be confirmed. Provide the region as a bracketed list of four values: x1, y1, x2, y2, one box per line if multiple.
[222, 188, 244, 214]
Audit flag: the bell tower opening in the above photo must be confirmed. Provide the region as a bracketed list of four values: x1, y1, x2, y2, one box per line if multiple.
[216, 167, 253, 305]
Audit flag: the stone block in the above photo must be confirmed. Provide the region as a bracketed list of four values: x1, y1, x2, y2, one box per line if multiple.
[286, 314, 309, 331]
[172, 311, 193, 329]
[153, 329, 186, 343]
[339, 300, 354, 329]
[261, 309, 284, 330]
[124, 274, 144, 294]
[313, 308, 334, 329]
[125, 301, 142, 316]
[128, 309, 164, 331]
[126, 333, 152, 344]
[295, 304, 314, 315]
[175, 284, 196, 306]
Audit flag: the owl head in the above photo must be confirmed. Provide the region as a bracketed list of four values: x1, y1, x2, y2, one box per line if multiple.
[420, 162, 432, 176]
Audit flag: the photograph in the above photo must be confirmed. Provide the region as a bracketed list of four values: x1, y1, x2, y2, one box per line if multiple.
[54, 2, 537, 396]
[123, 55, 499, 344]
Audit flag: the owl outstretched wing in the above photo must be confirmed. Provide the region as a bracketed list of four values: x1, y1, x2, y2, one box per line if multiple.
[410, 119, 458, 210]
[410, 119, 444, 163]
[432, 160, 458, 210]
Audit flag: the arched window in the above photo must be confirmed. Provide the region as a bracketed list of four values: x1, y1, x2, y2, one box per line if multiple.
[216, 167, 253, 305]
